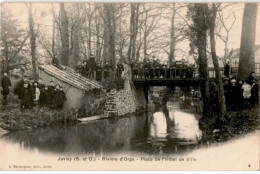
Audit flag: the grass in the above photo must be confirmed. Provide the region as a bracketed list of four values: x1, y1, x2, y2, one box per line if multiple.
[198, 104, 259, 144]
[0, 103, 78, 131]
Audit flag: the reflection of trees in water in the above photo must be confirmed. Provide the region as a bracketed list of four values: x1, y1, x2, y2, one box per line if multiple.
[2, 116, 149, 155]
[2, 102, 202, 155]
[3, 124, 67, 153]
[162, 105, 175, 134]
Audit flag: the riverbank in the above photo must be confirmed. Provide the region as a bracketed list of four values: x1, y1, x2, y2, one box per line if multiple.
[199, 104, 259, 144]
[0, 104, 78, 131]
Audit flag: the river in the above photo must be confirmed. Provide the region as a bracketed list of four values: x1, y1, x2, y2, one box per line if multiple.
[0, 98, 259, 170]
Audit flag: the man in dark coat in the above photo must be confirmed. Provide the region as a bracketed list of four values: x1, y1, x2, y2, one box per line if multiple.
[47, 81, 55, 107]
[37, 78, 45, 92]
[223, 79, 230, 110]
[87, 54, 97, 79]
[116, 62, 124, 78]
[154, 59, 161, 79]
[251, 80, 259, 106]
[160, 64, 167, 78]
[228, 78, 239, 110]
[52, 55, 63, 70]
[132, 62, 139, 79]
[58, 86, 67, 109]
[52, 84, 61, 109]
[1, 72, 11, 105]
[82, 61, 88, 77]
[20, 82, 31, 110]
[247, 72, 258, 86]
[224, 61, 230, 78]
[143, 59, 151, 79]
[75, 61, 83, 75]
[39, 86, 48, 106]
[28, 78, 35, 108]
[95, 62, 102, 81]
[14, 77, 28, 98]
[103, 61, 111, 79]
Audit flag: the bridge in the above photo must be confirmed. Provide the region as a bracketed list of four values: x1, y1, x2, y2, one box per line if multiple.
[132, 64, 260, 87]
[132, 67, 202, 87]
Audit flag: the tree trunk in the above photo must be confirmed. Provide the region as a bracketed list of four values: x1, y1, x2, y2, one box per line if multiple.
[237, 3, 257, 81]
[51, 4, 55, 58]
[127, 4, 139, 62]
[192, 4, 211, 117]
[103, 3, 116, 71]
[143, 10, 148, 60]
[168, 3, 176, 65]
[88, 18, 92, 57]
[208, 4, 226, 115]
[69, 3, 80, 68]
[60, 3, 69, 66]
[95, 7, 100, 62]
[28, 4, 37, 80]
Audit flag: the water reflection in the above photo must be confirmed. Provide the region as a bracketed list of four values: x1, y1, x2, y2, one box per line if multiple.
[0, 98, 202, 155]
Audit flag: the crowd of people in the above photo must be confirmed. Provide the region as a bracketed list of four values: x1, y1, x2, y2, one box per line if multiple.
[0, 74, 67, 111]
[210, 72, 259, 111]
[74, 54, 125, 81]
[131, 58, 195, 79]
[74, 55, 195, 81]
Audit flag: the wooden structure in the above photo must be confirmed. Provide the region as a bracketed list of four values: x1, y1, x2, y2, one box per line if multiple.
[38, 64, 103, 110]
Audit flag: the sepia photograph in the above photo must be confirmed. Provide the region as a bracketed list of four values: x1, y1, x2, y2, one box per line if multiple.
[0, 1, 259, 171]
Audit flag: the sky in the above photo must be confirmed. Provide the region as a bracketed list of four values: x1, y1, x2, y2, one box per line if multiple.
[1, 2, 260, 63]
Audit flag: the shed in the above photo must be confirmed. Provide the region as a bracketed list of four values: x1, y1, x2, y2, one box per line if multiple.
[38, 64, 103, 110]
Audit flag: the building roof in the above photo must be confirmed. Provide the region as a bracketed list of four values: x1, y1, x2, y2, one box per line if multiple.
[38, 64, 103, 90]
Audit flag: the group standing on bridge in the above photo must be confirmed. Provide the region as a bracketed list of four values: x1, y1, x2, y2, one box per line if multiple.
[73, 55, 195, 81]
[132, 57, 195, 80]
[74, 54, 124, 81]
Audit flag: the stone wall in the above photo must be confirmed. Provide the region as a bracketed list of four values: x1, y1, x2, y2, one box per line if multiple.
[113, 64, 147, 116]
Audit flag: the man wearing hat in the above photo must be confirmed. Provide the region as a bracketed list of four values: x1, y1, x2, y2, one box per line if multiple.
[20, 82, 31, 110]
[52, 54, 63, 70]
[1, 72, 11, 105]
[103, 61, 111, 79]
[95, 62, 102, 81]
[143, 59, 151, 79]
[116, 61, 124, 78]
[87, 54, 97, 79]
[228, 78, 239, 110]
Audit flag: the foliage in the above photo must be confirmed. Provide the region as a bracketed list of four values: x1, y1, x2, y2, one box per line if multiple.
[101, 76, 125, 91]
[0, 106, 78, 131]
[199, 104, 259, 144]
[0, 7, 29, 73]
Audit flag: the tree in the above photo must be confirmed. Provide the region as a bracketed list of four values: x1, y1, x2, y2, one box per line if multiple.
[59, 3, 69, 66]
[0, 7, 29, 74]
[168, 3, 176, 65]
[206, 3, 226, 115]
[68, 3, 82, 68]
[102, 3, 117, 68]
[127, 3, 140, 62]
[187, 4, 211, 116]
[27, 3, 37, 80]
[237, 3, 258, 80]
[215, 7, 237, 64]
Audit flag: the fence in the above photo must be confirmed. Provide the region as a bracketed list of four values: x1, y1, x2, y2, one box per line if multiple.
[208, 62, 259, 78]
[255, 63, 260, 76]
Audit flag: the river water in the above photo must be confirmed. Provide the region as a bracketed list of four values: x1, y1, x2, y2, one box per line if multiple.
[0, 98, 202, 156]
[0, 98, 259, 170]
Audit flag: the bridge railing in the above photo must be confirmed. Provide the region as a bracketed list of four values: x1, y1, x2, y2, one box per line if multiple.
[132, 63, 260, 81]
[132, 67, 197, 80]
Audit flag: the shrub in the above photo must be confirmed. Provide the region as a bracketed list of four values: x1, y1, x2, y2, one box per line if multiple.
[101, 76, 125, 92]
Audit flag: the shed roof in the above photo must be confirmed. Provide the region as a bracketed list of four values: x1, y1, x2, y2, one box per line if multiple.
[38, 64, 103, 90]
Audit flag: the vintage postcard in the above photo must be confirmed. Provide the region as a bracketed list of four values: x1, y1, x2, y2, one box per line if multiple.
[0, 1, 259, 171]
